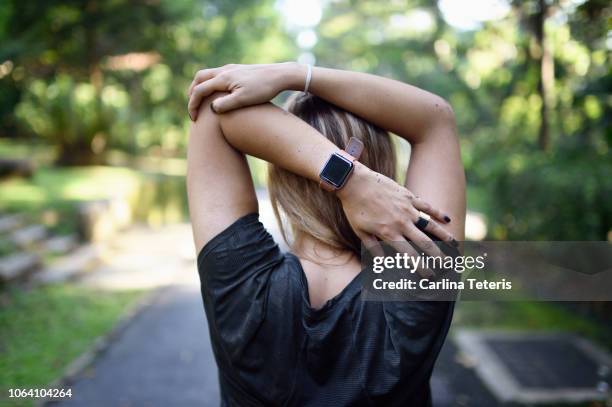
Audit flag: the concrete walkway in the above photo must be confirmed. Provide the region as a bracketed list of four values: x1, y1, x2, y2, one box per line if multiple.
[54, 286, 220, 407]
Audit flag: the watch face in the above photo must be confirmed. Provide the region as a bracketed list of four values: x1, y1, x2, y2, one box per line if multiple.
[320, 153, 353, 188]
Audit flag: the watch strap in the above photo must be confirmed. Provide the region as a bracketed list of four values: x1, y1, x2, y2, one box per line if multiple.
[345, 137, 364, 161]
[320, 177, 336, 192]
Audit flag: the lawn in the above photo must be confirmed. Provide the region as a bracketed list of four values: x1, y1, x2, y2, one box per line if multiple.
[0, 165, 142, 236]
[0, 284, 143, 406]
[0, 165, 142, 210]
[0, 139, 56, 165]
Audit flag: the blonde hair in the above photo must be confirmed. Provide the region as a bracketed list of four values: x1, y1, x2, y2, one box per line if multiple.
[268, 93, 396, 256]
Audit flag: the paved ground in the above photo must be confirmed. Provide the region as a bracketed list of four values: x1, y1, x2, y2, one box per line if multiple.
[432, 342, 499, 407]
[54, 286, 220, 407]
[47, 191, 495, 406]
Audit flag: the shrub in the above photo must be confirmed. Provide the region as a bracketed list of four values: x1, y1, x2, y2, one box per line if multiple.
[486, 152, 611, 240]
[15, 75, 128, 165]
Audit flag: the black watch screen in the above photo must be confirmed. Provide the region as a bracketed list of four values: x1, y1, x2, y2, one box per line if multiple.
[320, 153, 354, 188]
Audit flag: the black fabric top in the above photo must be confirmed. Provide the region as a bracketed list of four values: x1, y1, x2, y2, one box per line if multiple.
[197, 213, 454, 407]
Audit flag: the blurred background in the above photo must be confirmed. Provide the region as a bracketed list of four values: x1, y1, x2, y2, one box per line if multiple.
[0, 0, 610, 406]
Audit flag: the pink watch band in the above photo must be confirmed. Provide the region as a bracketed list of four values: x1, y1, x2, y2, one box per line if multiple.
[345, 137, 364, 160]
[319, 137, 364, 192]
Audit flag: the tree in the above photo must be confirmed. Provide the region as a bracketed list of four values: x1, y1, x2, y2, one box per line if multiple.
[1, 0, 189, 164]
[312, 0, 610, 239]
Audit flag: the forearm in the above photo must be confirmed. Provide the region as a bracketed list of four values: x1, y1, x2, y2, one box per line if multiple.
[189, 91, 461, 250]
[217, 99, 343, 182]
[283, 64, 454, 145]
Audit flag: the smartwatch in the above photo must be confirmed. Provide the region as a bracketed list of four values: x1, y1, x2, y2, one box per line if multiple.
[319, 137, 364, 192]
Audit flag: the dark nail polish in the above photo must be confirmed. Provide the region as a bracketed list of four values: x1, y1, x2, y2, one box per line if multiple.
[450, 239, 459, 248]
[210, 103, 217, 113]
[443, 215, 451, 223]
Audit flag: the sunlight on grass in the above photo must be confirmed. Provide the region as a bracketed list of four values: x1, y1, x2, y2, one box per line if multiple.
[58, 167, 140, 200]
[0, 166, 142, 212]
[0, 284, 143, 405]
[0, 182, 47, 203]
[0, 139, 56, 164]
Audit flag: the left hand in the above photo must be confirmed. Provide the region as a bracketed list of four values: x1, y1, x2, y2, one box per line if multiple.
[187, 63, 299, 120]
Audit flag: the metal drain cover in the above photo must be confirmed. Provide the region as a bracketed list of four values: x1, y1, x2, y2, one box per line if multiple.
[454, 330, 611, 403]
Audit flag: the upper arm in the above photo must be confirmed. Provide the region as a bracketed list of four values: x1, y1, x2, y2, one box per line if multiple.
[187, 93, 258, 253]
[404, 102, 466, 240]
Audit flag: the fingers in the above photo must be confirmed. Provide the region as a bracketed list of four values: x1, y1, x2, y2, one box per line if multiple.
[358, 232, 385, 258]
[188, 64, 240, 96]
[420, 219, 458, 248]
[187, 68, 218, 97]
[402, 224, 444, 258]
[211, 92, 244, 113]
[412, 196, 451, 224]
[373, 233, 435, 279]
[399, 243, 435, 279]
[188, 77, 227, 120]
[383, 237, 413, 258]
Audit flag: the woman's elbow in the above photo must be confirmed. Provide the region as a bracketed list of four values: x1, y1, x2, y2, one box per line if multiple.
[432, 96, 456, 128]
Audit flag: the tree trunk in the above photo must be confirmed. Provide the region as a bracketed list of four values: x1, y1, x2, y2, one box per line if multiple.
[56, 141, 105, 166]
[535, 0, 554, 151]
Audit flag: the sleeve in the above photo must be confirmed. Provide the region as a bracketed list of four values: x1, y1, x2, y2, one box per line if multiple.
[196, 213, 284, 363]
[379, 244, 459, 392]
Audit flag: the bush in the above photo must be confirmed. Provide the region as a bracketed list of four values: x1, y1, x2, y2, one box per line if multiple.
[486, 152, 611, 240]
[15, 75, 129, 165]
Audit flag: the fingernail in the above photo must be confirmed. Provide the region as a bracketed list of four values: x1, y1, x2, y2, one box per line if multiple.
[210, 103, 217, 113]
[443, 215, 451, 223]
[450, 239, 459, 248]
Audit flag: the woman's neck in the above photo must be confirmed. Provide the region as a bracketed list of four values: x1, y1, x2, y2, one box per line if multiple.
[292, 232, 361, 308]
[292, 233, 355, 267]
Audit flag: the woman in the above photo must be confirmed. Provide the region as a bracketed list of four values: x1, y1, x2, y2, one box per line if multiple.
[186, 63, 465, 406]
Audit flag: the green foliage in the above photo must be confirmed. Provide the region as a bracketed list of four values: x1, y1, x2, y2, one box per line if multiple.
[485, 152, 611, 240]
[16, 75, 127, 164]
[1, 0, 295, 160]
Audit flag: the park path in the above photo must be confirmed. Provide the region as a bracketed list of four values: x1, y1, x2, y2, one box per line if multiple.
[54, 286, 220, 407]
[50, 191, 493, 407]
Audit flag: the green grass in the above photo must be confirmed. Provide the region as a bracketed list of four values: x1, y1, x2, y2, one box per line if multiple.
[0, 284, 143, 406]
[0, 166, 141, 210]
[453, 300, 612, 351]
[0, 166, 142, 236]
[0, 139, 56, 165]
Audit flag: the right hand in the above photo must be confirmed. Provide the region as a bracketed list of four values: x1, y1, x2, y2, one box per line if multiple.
[337, 162, 456, 258]
[187, 63, 299, 120]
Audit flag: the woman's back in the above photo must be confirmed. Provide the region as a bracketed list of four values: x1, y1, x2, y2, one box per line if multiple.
[198, 213, 454, 406]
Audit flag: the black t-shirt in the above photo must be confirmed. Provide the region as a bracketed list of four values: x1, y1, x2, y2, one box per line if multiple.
[197, 213, 454, 406]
